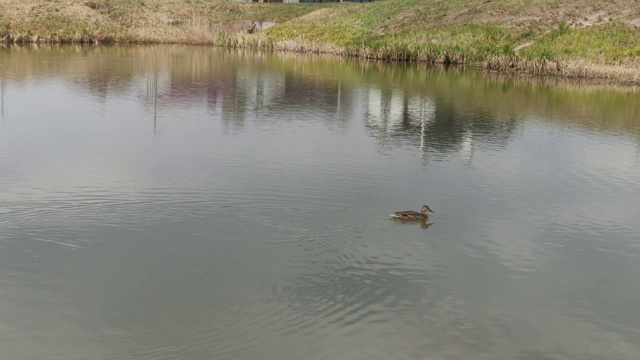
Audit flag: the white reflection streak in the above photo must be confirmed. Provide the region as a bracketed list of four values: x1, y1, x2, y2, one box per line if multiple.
[460, 130, 474, 166]
[419, 99, 436, 162]
[389, 89, 404, 129]
[367, 88, 382, 127]
[32, 238, 83, 249]
[336, 80, 341, 117]
[420, 102, 425, 158]
[146, 69, 159, 137]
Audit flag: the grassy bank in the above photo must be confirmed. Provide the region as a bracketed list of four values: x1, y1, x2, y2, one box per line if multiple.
[1, 0, 639, 83]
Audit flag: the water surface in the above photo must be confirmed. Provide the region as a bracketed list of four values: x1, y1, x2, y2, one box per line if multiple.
[1, 45, 640, 360]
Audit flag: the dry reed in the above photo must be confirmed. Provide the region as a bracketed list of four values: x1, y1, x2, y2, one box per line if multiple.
[484, 55, 640, 85]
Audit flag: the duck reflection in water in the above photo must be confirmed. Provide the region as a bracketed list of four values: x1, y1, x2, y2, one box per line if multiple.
[392, 218, 433, 229]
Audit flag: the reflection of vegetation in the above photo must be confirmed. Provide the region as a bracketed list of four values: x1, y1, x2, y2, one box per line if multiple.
[1, 45, 638, 147]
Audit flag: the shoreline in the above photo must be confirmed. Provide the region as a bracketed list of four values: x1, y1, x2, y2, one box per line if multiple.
[1, 0, 639, 86]
[3, 39, 639, 88]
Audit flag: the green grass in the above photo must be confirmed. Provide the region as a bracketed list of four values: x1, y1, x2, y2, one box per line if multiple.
[267, 15, 522, 63]
[266, 23, 367, 47]
[260, 0, 640, 69]
[521, 20, 640, 64]
[371, 24, 517, 59]
[0, 21, 10, 38]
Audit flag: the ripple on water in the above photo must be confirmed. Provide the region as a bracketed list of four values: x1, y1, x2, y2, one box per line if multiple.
[122, 202, 438, 356]
[261, 223, 440, 337]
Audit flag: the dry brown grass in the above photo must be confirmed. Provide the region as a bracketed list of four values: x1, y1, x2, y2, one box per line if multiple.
[484, 56, 640, 85]
[378, 0, 640, 32]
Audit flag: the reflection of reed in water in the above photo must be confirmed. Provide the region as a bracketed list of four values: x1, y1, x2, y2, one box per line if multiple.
[145, 69, 159, 137]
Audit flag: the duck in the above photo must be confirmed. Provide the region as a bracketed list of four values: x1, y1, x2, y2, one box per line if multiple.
[390, 205, 434, 220]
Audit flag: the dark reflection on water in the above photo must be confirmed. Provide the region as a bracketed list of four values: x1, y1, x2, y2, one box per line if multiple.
[1, 45, 640, 360]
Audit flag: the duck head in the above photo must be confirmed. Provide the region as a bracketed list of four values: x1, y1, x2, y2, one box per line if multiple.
[420, 205, 434, 214]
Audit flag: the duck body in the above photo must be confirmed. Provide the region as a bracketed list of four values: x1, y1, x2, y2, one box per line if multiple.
[390, 205, 434, 220]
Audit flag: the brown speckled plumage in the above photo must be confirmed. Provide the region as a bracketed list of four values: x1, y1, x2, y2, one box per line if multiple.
[390, 205, 434, 220]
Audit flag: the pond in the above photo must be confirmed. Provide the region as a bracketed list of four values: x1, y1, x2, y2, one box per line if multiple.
[1, 45, 640, 360]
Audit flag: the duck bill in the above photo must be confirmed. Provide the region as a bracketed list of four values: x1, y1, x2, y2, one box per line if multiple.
[428, 208, 434, 213]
